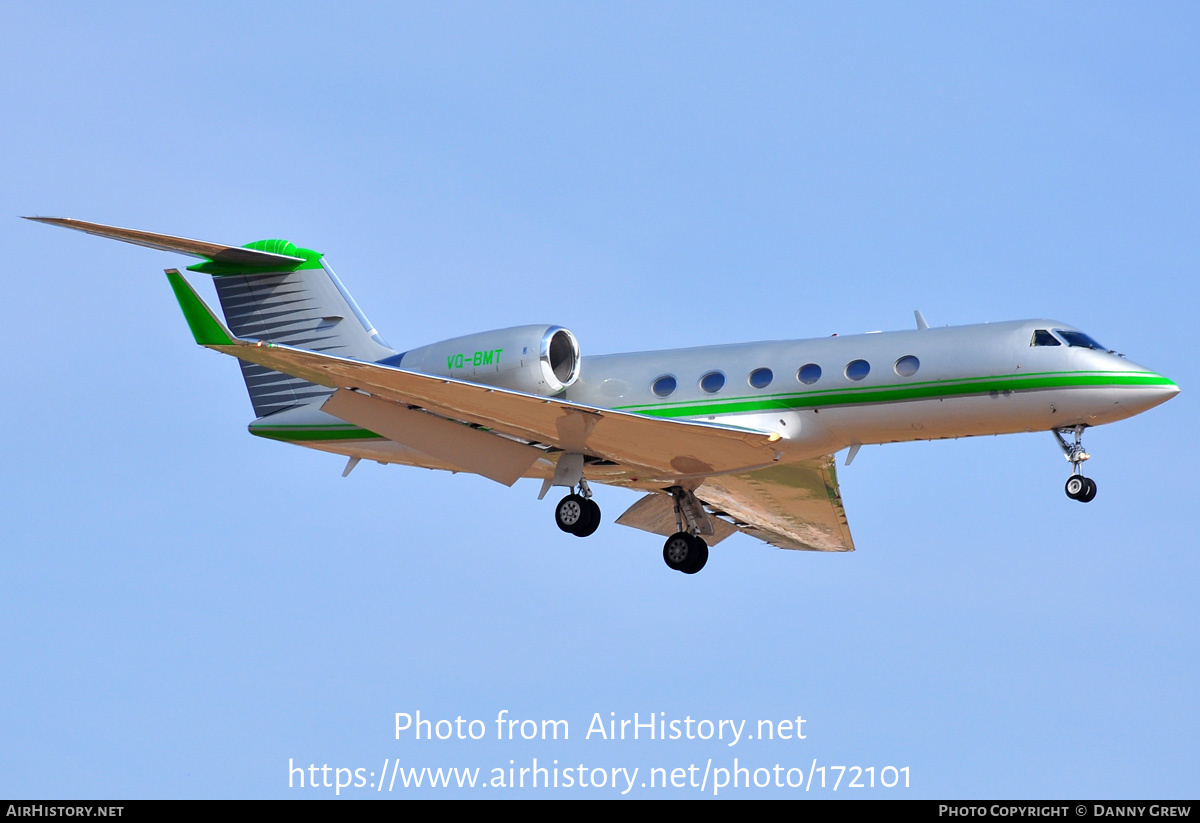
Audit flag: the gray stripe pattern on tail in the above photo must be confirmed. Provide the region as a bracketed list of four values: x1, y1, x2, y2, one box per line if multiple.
[213, 263, 395, 417]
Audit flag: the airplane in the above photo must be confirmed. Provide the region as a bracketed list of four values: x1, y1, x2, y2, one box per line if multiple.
[26, 217, 1180, 574]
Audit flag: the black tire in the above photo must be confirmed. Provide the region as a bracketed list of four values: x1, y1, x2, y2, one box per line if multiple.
[662, 532, 694, 571]
[1065, 476, 1086, 500]
[1080, 477, 1097, 503]
[555, 494, 589, 533]
[573, 499, 601, 537]
[681, 537, 709, 574]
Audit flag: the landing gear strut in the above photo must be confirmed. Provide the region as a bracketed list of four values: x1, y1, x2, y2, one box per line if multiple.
[662, 487, 710, 574]
[554, 478, 600, 537]
[1054, 425, 1097, 503]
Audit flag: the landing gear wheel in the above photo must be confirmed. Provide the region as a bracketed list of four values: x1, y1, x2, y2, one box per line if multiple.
[555, 494, 590, 534]
[1080, 477, 1097, 503]
[662, 532, 708, 574]
[1065, 476, 1086, 500]
[663, 533, 692, 571]
[1065, 476, 1097, 503]
[682, 537, 708, 574]
[574, 499, 601, 537]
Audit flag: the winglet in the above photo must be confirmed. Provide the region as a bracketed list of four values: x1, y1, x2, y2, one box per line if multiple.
[165, 269, 235, 346]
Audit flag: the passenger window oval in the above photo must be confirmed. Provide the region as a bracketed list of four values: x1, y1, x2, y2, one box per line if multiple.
[748, 368, 773, 389]
[894, 355, 920, 377]
[700, 371, 726, 393]
[651, 375, 677, 398]
[797, 363, 822, 385]
[845, 360, 870, 381]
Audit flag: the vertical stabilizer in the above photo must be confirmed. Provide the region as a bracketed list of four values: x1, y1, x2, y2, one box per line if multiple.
[191, 242, 396, 417]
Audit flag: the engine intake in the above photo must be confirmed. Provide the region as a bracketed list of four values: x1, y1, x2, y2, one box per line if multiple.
[397, 324, 580, 396]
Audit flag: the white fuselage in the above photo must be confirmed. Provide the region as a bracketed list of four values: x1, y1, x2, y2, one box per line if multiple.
[563, 319, 1175, 462]
[256, 318, 1177, 485]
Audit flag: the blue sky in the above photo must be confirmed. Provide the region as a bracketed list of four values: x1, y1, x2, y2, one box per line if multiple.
[2, 2, 1196, 798]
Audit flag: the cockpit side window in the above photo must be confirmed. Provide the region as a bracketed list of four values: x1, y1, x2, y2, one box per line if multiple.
[1054, 329, 1107, 351]
[1031, 329, 1060, 347]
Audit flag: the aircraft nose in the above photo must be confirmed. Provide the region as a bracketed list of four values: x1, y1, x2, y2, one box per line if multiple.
[1114, 372, 1179, 416]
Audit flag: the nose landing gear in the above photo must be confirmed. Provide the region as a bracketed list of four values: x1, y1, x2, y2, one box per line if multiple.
[1054, 425, 1097, 503]
[1064, 475, 1097, 502]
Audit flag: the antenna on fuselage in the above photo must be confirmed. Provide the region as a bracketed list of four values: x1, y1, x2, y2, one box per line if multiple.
[914, 310, 929, 330]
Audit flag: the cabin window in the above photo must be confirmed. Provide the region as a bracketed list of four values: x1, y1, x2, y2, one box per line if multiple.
[845, 360, 870, 381]
[1055, 329, 1107, 351]
[700, 371, 726, 393]
[894, 355, 920, 377]
[749, 368, 773, 389]
[651, 375, 677, 397]
[797, 363, 822, 385]
[1031, 329, 1060, 347]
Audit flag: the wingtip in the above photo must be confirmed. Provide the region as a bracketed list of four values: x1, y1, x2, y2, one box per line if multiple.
[23, 216, 81, 228]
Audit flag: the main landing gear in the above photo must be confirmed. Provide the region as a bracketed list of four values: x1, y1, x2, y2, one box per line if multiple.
[1054, 425, 1097, 503]
[661, 487, 709, 574]
[663, 532, 708, 575]
[554, 478, 601, 538]
[545, 455, 710, 574]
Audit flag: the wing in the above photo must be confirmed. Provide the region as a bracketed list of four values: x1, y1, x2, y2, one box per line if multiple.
[614, 457, 854, 552]
[694, 458, 855, 552]
[166, 270, 785, 482]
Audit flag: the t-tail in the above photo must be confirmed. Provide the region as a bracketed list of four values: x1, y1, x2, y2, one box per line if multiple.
[25, 217, 397, 417]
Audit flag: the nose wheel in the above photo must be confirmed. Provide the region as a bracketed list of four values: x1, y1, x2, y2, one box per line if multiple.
[1064, 475, 1097, 502]
[1054, 426, 1098, 503]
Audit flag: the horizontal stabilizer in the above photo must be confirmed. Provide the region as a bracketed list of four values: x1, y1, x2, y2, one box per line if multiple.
[25, 217, 306, 267]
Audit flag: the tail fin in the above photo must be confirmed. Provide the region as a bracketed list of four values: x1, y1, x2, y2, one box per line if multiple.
[26, 218, 397, 416]
[195, 241, 395, 416]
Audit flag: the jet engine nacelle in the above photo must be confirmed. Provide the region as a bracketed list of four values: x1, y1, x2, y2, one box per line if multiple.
[399, 324, 580, 396]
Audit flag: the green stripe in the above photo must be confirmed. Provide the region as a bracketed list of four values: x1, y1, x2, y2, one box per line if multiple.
[246, 370, 1174, 441]
[250, 425, 383, 442]
[166, 270, 234, 346]
[615, 371, 1174, 419]
[187, 242, 324, 277]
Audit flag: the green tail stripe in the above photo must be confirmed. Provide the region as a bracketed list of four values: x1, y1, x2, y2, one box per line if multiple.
[187, 242, 324, 277]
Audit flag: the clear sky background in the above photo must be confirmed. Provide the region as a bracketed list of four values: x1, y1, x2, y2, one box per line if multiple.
[2, 2, 1196, 799]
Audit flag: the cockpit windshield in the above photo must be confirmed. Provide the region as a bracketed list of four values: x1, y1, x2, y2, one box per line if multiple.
[1030, 329, 1060, 347]
[1054, 329, 1108, 351]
